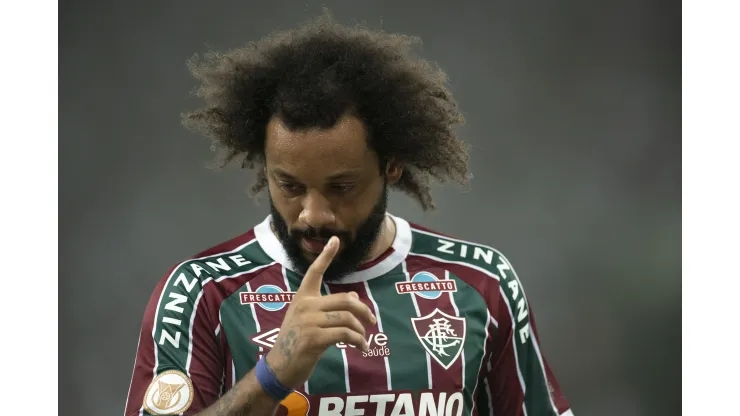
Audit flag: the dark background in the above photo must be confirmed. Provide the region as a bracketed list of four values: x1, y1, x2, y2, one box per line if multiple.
[59, 0, 680, 414]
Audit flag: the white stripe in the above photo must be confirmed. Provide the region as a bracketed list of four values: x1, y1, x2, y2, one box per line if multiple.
[469, 313, 492, 416]
[499, 287, 526, 395]
[148, 236, 259, 413]
[560, 410, 574, 416]
[530, 328, 560, 413]
[282, 267, 311, 395]
[484, 355, 494, 416]
[281, 266, 292, 292]
[185, 262, 276, 380]
[411, 229, 559, 415]
[489, 313, 499, 329]
[496, 255, 560, 416]
[231, 359, 236, 388]
[214, 323, 221, 338]
[323, 284, 351, 393]
[218, 308, 224, 395]
[245, 282, 263, 357]
[185, 290, 205, 374]
[363, 280, 392, 391]
[409, 252, 500, 281]
[445, 270, 465, 390]
[401, 261, 433, 389]
[124, 331, 141, 416]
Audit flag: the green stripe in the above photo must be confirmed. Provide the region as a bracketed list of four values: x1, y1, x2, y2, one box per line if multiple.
[449, 272, 489, 415]
[496, 256, 556, 415]
[153, 239, 267, 376]
[366, 265, 431, 392]
[221, 287, 260, 379]
[305, 276, 348, 394]
[410, 228, 556, 414]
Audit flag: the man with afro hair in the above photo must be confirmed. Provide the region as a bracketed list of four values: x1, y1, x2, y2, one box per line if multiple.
[125, 10, 573, 416]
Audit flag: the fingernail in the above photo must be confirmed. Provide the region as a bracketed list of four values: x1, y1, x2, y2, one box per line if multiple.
[371, 315, 377, 324]
[350, 291, 359, 299]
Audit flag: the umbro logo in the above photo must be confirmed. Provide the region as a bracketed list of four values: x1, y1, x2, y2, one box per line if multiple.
[250, 327, 280, 349]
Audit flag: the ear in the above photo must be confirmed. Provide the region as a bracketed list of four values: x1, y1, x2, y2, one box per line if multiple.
[385, 160, 404, 185]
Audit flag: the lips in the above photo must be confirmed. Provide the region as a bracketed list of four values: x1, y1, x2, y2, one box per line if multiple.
[300, 237, 330, 254]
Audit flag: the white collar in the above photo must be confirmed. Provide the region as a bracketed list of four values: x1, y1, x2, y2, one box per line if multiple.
[254, 213, 412, 284]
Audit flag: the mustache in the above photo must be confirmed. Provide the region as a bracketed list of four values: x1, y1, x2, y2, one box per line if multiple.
[290, 227, 352, 241]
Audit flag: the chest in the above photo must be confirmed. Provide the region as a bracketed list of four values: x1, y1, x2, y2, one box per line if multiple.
[218, 270, 493, 415]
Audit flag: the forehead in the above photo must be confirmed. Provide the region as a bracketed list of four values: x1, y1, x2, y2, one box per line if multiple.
[264, 114, 377, 175]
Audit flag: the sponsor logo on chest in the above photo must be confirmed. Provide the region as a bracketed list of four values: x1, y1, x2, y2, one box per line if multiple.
[251, 328, 391, 357]
[240, 284, 296, 311]
[395, 271, 457, 299]
[280, 390, 465, 416]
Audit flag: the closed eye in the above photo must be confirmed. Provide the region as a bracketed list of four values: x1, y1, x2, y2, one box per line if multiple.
[278, 182, 305, 195]
[330, 183, 355, 194]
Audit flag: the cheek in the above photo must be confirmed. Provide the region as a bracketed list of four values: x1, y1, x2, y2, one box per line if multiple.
[269, 185, 302, 222]
[335, 183, 383, 228]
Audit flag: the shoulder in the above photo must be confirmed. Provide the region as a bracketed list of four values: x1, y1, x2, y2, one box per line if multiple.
[164, 227, 277, 285]
[149, 224, 279, 306]
[404, 219, 534, 330]
[405, 219, 519, 283]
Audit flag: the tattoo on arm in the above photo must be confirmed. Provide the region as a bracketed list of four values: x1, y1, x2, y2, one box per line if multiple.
[275, 327, 299, 370]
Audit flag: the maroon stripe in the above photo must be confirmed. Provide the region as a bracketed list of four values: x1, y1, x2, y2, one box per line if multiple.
[125, 267, 172, 416]
[187, 292, 223, 412]
[326, 282, 390, 393]
[126, 229, 260, 415]
[472, 317, 496, 416]
[488, 288, 525, 415]
[242, 264, 291, 360]
[528, 306, 570, 414]
[403, 257, 462, 391]
[185, 262, 280, 411]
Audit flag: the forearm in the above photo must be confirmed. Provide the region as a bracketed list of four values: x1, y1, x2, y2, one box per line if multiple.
[195, 368, 280, 416]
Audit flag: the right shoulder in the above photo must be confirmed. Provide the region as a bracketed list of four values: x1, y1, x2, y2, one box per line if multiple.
[158, 227, 278, 288]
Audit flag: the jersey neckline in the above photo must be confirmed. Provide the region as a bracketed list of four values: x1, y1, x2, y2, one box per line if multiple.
[254, 213, 412, 284]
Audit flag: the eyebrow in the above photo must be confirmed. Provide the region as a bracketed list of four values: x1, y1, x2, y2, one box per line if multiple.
[272, 168, 361, 181]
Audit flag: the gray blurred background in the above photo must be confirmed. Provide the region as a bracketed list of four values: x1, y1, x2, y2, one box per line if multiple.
[59, 0, 680, 415]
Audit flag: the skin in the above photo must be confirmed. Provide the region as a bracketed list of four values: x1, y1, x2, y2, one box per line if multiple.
[264, 113, 403, 265]
[195, 114, 403, 415]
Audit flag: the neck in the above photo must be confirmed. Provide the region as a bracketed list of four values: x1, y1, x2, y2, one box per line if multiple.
[363, 215, 396, 263]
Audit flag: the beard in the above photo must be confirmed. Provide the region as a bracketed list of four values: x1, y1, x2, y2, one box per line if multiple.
[270, 187, 388, 282]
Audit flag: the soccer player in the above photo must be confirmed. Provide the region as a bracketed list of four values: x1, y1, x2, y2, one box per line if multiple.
[125, 11, 573, 416]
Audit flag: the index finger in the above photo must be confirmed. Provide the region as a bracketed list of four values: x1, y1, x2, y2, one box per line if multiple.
[296, 236, 340, 296]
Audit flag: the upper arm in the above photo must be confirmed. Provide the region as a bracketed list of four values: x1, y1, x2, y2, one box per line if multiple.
[125, 268, 223, 416]
[485, 252, 572, 416]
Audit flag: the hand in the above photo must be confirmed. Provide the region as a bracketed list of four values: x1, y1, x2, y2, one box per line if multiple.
[264, 236, 377, 389]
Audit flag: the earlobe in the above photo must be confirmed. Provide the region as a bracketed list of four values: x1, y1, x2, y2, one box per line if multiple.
[385, 162, 404, 185]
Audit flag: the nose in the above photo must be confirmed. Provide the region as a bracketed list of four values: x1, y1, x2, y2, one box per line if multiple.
[298, 190, 336, 229]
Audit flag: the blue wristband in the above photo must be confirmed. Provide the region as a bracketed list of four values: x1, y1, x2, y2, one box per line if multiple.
[256, 357, 294, 401]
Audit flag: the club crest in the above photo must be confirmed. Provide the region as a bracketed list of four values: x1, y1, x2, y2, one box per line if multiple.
[411, 308, 466, 370]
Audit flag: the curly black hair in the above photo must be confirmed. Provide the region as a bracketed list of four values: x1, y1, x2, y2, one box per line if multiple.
[182, 10, 471, 210]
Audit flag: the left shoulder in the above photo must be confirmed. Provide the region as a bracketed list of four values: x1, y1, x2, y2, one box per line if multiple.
[404, 218, 519, 282]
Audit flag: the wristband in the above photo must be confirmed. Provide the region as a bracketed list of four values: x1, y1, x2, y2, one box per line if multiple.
[256, 357, 294, 401]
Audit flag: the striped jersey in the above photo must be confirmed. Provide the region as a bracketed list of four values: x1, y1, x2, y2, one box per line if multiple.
[125, 214, 573, 416]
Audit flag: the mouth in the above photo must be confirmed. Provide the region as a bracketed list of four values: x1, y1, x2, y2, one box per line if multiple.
[300, 237, 332, 254]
